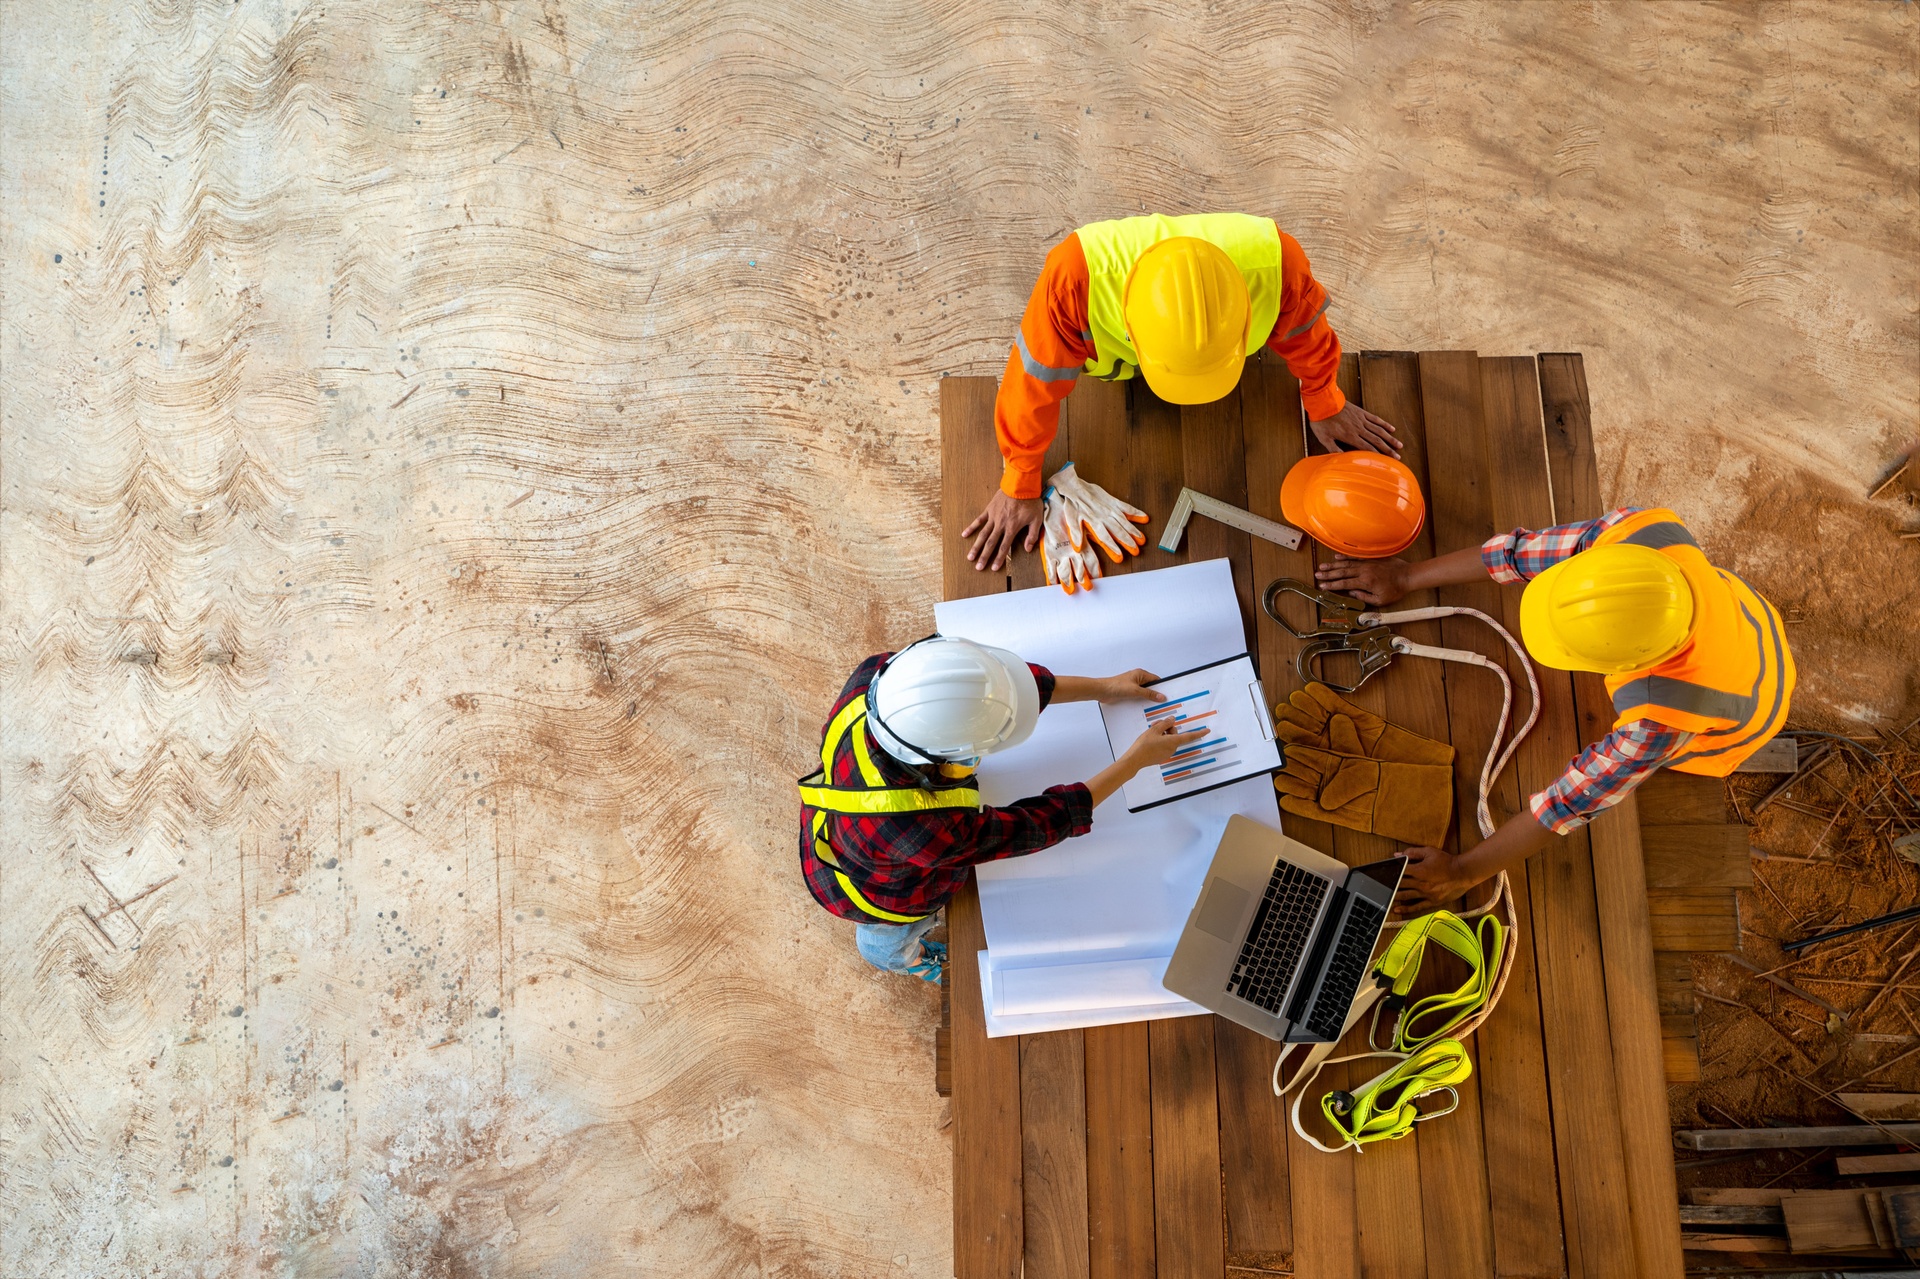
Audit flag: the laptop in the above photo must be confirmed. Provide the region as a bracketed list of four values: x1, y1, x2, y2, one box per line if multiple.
[1163, 814, 1406, 1043]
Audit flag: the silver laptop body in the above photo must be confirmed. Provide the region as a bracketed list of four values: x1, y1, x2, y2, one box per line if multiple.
[1163, 814, 1406, 1043]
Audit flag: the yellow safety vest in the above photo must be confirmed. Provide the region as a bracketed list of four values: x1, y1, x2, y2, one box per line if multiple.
[1075, 213, 1286, 382]
[796, 697, 981, 923]
[1594, 509, 1796, 777]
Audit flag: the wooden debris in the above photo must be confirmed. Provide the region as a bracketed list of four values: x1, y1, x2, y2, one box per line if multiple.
[1837, 1152, 1920, 1175]
[1677, 1123, 1920, 1150]
[1870, 459, 1910, 501]
[1781, 1187, 1901, 1256]
[1736, 736, 1800, 773]
[1679, 1203, 1784, 1225]
[1838, 1093, 1920, 1122]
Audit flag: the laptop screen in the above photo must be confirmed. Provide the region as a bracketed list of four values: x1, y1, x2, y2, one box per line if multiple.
[1348, 857, 1406, 893]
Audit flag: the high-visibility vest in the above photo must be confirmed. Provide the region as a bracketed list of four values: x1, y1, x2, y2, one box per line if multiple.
[796, 697, 982, 923]
[1075, 213, 1285, 382]
[1595, 508, 1796, 777]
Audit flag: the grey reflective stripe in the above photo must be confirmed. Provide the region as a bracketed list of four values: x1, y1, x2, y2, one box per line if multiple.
[1611, 675, 1754, 723]
[1090, 359, 1135, 382]
[1014, 330, 1081, 384]
[1278, 296, 1331, 341]
[1080, 329, 1093, 341]
[1619, 520, 1698, 551]
[1679, 582, 1791, 760]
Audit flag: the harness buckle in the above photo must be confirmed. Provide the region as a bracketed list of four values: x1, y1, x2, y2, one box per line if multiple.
[1297, 628, 1401, 694]
[1262, 577, 1372, 639]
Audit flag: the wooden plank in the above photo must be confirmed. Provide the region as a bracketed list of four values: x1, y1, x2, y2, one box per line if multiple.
[1357, 351, 1495, 1279]
[1310, 355, 1427, 1279]
[1640, 824, 1754, 888]
[942, 377, 1017, 601]
[1085, 1021, 1155, 1279]
[1417, 349, 1566, 1279]
[1678, 1204, 1785, 1225]
[1180, 381, 1256, 648]
[1678, 1234, 1792, 1253]
[1736, 737, 1799, 773]
[1663, 1033, 1702, 1084]
[941, 377, 1025, 1278]
[1480, 354, 1636, 1279]
[1679, 1125, 1920, 1151]
[1213, 1017, 1293, 1269]
[1839, 1094, 1920, 1121]
[1648, 905, 1739, 952]
[949, 880, 1023, 1278]
[1246, 355, 1358, 1279]
[1636, 771, 1730, 825]
[1221, 352, 1305, 1272]
[1149, 1015, 1227, 1279]
[1645, 888, 1736, 915]
[1021, 1030, 1090, 1279]
[1692, 1189, 1788, 1206]
[1128, 382, 1191, 579]
[1537, 353, 1599, 531]
[1838, 1152, 1920, 1175]
[1783, 1188, 1886, 1253]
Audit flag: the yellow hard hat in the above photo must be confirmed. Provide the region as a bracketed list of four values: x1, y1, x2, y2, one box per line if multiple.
[1123, 236, 1250, 404]
[1519, 544, 1696, 674]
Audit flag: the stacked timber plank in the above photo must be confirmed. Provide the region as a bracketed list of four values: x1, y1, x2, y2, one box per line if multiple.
[1682, 1185, 1920, 1260]
[1636, 770, 1750, 1083]
[940, 352, 1684, 1277]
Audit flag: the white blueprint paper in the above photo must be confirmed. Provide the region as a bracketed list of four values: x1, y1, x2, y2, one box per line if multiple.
[934, 559, 1284, 1036]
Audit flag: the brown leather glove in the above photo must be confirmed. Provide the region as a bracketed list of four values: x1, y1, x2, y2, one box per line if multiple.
[1273, 744, 1454, 847]
[1274, 682, 1455, 768]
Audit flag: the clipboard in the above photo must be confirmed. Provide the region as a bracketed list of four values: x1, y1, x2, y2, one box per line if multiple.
[1097, 653, 1282, 812]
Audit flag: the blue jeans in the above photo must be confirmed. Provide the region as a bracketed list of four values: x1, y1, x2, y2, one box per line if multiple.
[855, 914, 940, 974]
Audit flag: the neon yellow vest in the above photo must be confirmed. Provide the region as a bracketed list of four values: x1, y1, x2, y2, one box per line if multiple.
[1075, 213, 1284, 381]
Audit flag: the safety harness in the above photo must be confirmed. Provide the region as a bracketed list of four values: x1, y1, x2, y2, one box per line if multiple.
[1262, 578, 1537, 1152]
[796, 698, 981, 924]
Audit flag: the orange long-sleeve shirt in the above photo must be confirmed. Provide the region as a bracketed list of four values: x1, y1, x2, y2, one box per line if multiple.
[994, 226, 1346, 499]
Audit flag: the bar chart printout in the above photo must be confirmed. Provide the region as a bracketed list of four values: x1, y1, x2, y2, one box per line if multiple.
[1099, 653, 1281, 813]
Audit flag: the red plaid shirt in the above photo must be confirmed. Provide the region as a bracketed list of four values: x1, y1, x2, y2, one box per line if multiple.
[798, 654, 1094, 922]
[1481, 508, 1694, 834]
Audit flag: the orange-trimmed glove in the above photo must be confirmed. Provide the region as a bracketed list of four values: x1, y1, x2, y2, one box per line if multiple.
[1047, 463, 1148, 563]
[1041, 491, 1102, 594]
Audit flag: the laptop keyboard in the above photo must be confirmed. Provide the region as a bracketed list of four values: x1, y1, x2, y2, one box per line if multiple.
[1301, 896, 1387, 1041]
[1225, 862, 1329, 1013]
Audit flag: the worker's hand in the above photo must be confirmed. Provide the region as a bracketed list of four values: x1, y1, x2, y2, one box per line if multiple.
[1309, 403, 1403, 458]
[1392, 845, 1481, 915]
[1121, 718, 1209, 772]
[1096, 669, 1166, 704]
[1315, 555, 1411, 606]
[963, 490, 1045, 572]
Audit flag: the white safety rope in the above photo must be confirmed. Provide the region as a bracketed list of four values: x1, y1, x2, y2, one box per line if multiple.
[1273, 605, 1540, 1142]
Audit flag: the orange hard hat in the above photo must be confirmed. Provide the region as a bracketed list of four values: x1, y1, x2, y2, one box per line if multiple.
[1280, 452, 1426, 558]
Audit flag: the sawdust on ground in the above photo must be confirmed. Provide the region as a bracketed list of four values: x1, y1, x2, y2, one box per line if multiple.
[1, 1, 1915, 1274]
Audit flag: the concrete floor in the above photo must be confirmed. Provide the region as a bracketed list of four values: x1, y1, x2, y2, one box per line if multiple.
[1, 2, 1913, 1275]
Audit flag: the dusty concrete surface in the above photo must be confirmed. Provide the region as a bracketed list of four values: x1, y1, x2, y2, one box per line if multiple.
[0, 1, 1913, 1274]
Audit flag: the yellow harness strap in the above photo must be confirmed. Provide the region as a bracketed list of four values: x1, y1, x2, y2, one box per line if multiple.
[797, 699, 980, 924]
[1369, 909, 1507, 1051]
[1295, 1040, 1473, 1153]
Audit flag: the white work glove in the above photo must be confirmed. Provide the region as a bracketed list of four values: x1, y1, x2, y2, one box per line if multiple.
[1047, 463, 1148, 563]
[1041, 490, 1102, 594]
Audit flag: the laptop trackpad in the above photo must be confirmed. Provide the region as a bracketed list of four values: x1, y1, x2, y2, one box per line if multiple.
[1195, 879, 1251, 941]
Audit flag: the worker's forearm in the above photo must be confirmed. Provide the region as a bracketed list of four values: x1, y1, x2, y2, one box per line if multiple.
[1084, 757, 1136, 809]
[1050, 675, 1099, 704]
[1456, 810, 1557, 887]
[1403, 546, 1493, 595]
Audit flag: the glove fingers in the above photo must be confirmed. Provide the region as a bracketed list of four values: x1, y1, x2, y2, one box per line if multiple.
[1318, 756, 1380, 812]
[1273, 771, 1319, 801]
[1327, 714, 1365, 757]
[1287, 689, 1333, 733]
[1306, 681, 1370, 724]
[1275, 722, 1324, 748]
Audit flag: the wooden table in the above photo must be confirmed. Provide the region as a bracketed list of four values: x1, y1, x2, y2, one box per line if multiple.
[939, 352, 1684, 1279]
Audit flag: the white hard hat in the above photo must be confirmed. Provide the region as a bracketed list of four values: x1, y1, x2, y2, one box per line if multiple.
[866, 636, 1041, 766]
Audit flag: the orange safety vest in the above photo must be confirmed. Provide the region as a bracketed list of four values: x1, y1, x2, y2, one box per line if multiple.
[1595, 509, 1795, 777]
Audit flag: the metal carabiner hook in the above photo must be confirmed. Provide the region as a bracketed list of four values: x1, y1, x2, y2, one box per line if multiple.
[1296, 628, 1402, 694]
[1261, 577, 1373, 639]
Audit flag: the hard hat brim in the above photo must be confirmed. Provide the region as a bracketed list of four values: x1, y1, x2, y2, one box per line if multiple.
[980, 644, 1041, 754]
[1137, 351, 1244, 406]
[1519, 563, 1595, 672]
